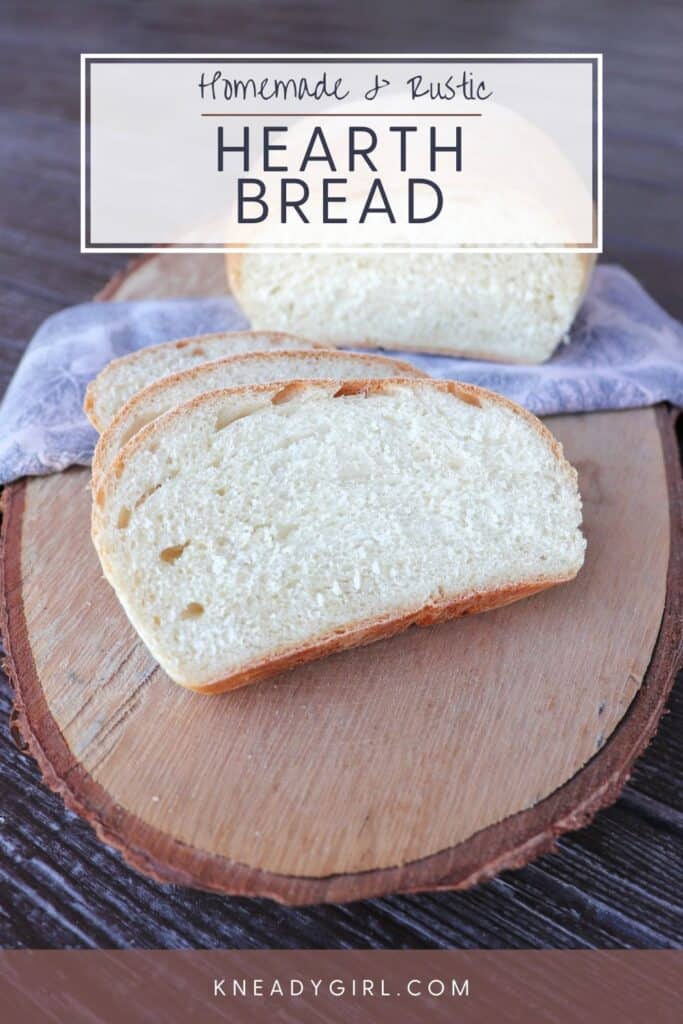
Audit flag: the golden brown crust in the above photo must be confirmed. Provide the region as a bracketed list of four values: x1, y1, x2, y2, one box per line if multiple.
[91, 350, 428, 484]
[83, 387, 97, 424]
[188, 576, 568, 695]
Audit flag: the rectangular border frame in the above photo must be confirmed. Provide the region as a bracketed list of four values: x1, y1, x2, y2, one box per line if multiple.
[81, 53, 603, 254]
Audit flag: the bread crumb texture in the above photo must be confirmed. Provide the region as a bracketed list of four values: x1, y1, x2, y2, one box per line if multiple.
[232, 253, 589, 363]
[93, 381, 585, 690]
[92, 349, 425, 481]
[85, 330, 315, 431]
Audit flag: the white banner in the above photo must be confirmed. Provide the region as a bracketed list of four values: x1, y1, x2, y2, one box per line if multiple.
[82, 54, 601, 253]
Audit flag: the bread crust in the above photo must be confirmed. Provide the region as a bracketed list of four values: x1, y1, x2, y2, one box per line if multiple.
[185, 576, 570, 695]
[95, 377, 574, 506]
[226, 253, 596, 365]
[84, 328, 323, 431]
[92, 377, 583, 693]
[91, 349, 428, 484]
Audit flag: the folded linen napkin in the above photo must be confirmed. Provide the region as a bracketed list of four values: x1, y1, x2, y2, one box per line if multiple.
[0, 265, 680, 485]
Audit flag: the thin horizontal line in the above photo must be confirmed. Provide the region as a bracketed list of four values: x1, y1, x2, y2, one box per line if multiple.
[200, 112, 482, 117]
[83, 53, 601, 61]
[84, 245, 599, 253]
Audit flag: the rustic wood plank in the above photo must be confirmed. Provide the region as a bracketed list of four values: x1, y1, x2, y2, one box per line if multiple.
[1, 684, 680, 949]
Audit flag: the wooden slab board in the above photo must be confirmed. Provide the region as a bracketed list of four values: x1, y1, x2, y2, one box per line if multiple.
[1, 255, 681, 904]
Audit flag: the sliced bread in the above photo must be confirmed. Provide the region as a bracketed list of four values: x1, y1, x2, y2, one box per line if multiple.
[227, 253, 595, 364]
[84, 329, 318, 431]
[92, 349, 426, 484]
[92, 378, 586, 694]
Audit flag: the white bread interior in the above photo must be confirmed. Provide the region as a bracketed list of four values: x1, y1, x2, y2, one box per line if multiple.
[84, 329, 318, 431]
[92, 349, 426, 484]
[228, 253, 594, 364]
[92, 379, 585, 694]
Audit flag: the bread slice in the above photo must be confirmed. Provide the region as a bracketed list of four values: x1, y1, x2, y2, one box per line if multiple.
[92, 378, 585, 694]
[84, 329, 319, 431]
[227, 253, 595, 364]
[92, 350, 426, 484]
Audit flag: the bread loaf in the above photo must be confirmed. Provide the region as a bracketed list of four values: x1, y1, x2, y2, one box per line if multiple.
[227, 253, 594, 364]
[92, 378, 585, 694]
[84, 329, 317, 431]
[92, 349, 426, 484]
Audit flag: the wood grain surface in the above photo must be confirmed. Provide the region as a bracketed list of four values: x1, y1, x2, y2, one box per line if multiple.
[0, 0, 682, 947]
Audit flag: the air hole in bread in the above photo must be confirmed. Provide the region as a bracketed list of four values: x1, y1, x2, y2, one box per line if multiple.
[160, 541, 190, 564]
[275, 428, 329, 450]
[215, 487, 226, 497]
[272, 382, 304, 405]
[117, 507, 131, 529]
[333, 382, 368, 399]
[181, 602, 205, 620]
[134, 482, 162, 509]
[215, 409, 254, 432]
[446, 382, 481, 408]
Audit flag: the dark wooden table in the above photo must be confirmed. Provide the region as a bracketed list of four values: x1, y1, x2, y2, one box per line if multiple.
[1, 0, 681, 949]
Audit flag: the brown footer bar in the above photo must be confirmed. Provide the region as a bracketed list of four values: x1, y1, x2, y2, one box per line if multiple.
[0, 950, 680, 1023]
